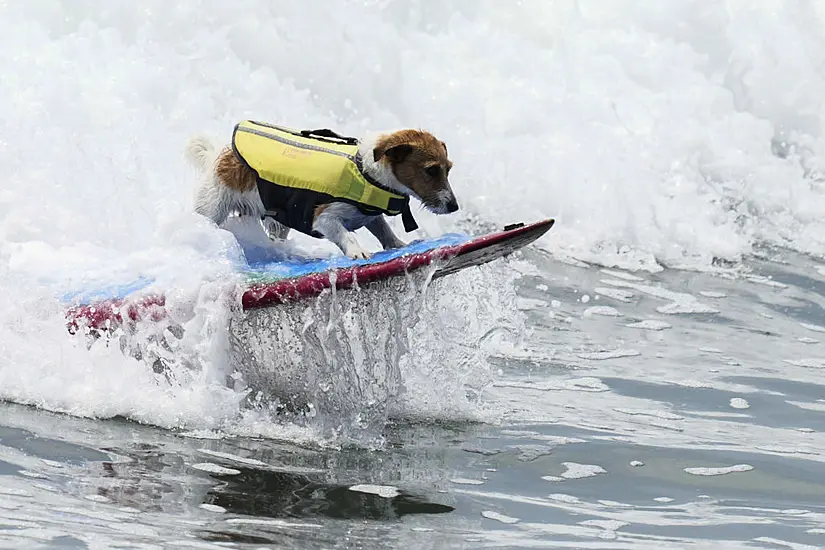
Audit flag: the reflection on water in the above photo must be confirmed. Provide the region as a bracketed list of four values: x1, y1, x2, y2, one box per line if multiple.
[94, 441, 454, 521]
[203, 469, 454, 519]
[0, 403, 467, 548]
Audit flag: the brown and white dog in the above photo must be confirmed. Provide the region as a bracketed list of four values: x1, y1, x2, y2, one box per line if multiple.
[185, 128, 458, 259]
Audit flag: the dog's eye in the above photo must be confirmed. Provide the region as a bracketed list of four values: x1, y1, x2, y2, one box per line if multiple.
[426, 165, 441, 179]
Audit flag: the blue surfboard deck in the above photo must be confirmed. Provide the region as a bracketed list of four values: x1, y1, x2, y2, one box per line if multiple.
[62, 233, 473, 306]
[244, 233, 471, 281]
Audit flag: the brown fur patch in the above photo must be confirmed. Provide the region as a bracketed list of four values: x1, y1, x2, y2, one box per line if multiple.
[313, 204, 330, 219]
[215, 147, 257, 192]
[373, 130, 454, 210]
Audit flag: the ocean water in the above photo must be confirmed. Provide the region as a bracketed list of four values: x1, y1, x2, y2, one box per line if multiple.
[2, 1, 825, 548]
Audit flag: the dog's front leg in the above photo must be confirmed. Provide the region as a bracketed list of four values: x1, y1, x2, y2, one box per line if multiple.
[313, 208, 371, 259]
[366, 216, 405, 250]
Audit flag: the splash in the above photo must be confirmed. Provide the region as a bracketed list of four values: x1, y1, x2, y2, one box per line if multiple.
[1, 0, 825, 441]
[2, 2, 825, 275]
[58, 258, 521, 446]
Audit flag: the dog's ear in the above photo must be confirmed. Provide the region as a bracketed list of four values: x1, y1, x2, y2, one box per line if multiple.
[440, 141, 448, 155]
[374, 143, 413, 163]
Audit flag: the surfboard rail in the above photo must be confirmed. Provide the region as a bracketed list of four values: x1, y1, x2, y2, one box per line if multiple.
[65, 219, 554, 332]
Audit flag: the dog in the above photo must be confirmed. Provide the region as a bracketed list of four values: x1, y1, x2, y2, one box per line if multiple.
[185, 122, 458, 259]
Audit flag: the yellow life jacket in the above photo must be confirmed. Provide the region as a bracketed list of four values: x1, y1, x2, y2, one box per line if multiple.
[231, 120, 417, 237]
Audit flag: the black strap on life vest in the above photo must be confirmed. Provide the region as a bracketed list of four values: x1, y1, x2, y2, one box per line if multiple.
[400, 204, 418, 232]
[298, 128, 359, 146]
[352, 195, 418, 233]
[354, 153, 419, 233]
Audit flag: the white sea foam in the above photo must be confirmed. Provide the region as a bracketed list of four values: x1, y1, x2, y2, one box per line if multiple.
[450, 478, 486, 486]
[1, 1, 825, 447]
[0, 2, 823, 273]
[496, 377, 609, 393]
[190, 463, 241, 476]
[626, 320, 672, 331]
[600, 270, 645, 282]
[543, 462, 607, 481]
[348, 484, 400, 499]
[594, 287, 635, 303]
[583, 306, 621, 317]
[657, 301, 721, 315]
[684, 464, 754, 476]
[784, 358, 825, 369]
[481, 511, 520, 524]
[601, 279, 719, 314]
[196, 449, 266, 467]
[198, 504, 226, 514]
[577, 349, 641, 361]
[787, 401, 825, 413]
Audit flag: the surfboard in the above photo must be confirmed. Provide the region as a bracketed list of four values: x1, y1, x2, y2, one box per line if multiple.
[65, 218, 554, 333]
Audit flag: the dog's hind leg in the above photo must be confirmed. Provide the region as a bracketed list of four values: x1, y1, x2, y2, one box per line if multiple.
[193, 174, 235, 227]
[186, 137, 233, 226]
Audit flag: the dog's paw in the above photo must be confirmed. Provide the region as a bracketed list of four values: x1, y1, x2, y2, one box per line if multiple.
[346, 248, 372, 260]
[339, 233, 372, 260]
[344, 243, 372, 260]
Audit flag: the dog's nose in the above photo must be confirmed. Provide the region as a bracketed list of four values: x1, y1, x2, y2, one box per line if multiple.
[446, 199, 459, 213]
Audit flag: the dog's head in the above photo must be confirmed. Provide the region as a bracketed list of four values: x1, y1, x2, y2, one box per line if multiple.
[373, 130, 458, 214]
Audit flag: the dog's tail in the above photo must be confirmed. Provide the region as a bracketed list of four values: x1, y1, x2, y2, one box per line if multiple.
[184, 135, 217, 170]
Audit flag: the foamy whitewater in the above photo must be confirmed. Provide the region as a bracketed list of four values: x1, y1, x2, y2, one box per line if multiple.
[6, 3, 825, 548]
[1, 2, 825, 438]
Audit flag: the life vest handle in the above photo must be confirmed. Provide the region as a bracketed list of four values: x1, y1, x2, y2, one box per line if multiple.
[300, 128, 358, 145]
